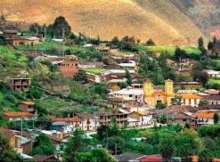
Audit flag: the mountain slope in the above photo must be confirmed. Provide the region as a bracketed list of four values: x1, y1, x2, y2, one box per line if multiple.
[0, 0, 204, 45]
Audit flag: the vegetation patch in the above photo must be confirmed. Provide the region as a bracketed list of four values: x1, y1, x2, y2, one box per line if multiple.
[82, 67, 106, 75]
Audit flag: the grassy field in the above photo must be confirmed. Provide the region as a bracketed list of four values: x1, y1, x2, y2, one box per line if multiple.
[0, 46, 28, 79]
[18, 41, 103, 61]
[82, 67, 106, 75]
[207, 78, 220, 89]
[140, 45, 201, 58]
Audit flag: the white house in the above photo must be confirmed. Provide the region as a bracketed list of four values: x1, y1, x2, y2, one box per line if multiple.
[204, 69, 220, 78]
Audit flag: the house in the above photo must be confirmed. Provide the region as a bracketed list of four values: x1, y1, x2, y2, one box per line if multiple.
[174, 82, 201, 89]
[6, 36, 40, 46]
[152, 105, 195, 125]
[51, 55, 79, 78]
[50, 116, 81, 131]
[139, 155, 162, 162]
[19, 101, 35, 113]
[33, 155, 59, 162]
[118, 60, 137, 69]
[204, 69, 220, 78]
[204, 89, 220, 95]
[128, 112, 153, 127]
[144, 80, 174, 108]
[40, 130, 68, 153]
[204, 94, 220, 105]
[2, 29, 18, 39]
[101, 69, 136, 81]
[8, 77, 31, 92]
[107, 79, 127, 91]
[99, 112, 128, 128]
[109, 88, 144, 108]
[0, 128, 33, 154]
[50, 122, 74, 133]
[3, 111, 36, 121]
[115, 152, 145, 162]
[177, 90, 202, 107]
[76, 113, 99, 131]
[192, 111, 215, 126]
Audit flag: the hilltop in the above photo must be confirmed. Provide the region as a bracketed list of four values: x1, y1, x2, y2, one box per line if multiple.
[0, 0, 205, 45]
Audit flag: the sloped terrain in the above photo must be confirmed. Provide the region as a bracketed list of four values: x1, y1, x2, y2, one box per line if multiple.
[0, 0, 206, 44]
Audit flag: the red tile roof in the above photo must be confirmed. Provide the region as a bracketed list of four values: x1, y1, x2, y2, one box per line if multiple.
[51, 116, 80, 123]
[192, 111, 215, 119]
[140, 155, 162, 162]
[4, 112, 34, 118]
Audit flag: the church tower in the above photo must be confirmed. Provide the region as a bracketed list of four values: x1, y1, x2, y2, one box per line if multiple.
[143, 79, 153, 97]
[165, 79, 174, 96]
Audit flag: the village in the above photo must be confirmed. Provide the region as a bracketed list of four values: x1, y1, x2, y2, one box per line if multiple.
[1, 15, 220, 162]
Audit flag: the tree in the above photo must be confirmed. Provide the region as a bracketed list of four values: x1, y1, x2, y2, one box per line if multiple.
[199, 149, 212, 162]
[157, 114, 168, 124]
[0, 133, 22, 162]
[198, 37, 205, 50]
[159, 137, 175, 162]
[174, 47, 187, 62]
[198, 37, 207, 56]
[75, 148, 116, 162]
[192, 63, 208, 85]
[64, 129, 88, 162]
[175, 130, 202, 157]
[0, 36, 6, 45]
[214, 113, 219, 124]
[145, 39, 156, 46]
[32, 133, 55, 155]
[52, 16, 71, 38]
[120, 36, 138, 52]
[91, 148, 116, 162]
[105, 136, 124, 155]
[29, 23, 42, 34]
[125, 69, 132, 86]
[199, 100, 209, 106]
[89, 83, 108, 99]
[138, 55, 164, 85]
[97, 125, 110, 141]
[74, 70, 88, 83]
[207, 41, 214, 51]
[155, 101, 166, 109]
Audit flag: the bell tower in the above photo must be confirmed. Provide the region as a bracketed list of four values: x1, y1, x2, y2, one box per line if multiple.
[165, 79, 174, 96]
[143, 79, 153, 97]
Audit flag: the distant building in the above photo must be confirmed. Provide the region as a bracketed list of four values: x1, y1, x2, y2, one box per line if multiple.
[6, 36, 40, 46]
[19, 101, 35, 113]
[128, 112, 153, 127]
[204, 94, 220, 105]
[51, 55, 79, 78]
[144, 80, 174, 108]
[174, 81, 201, 89]
[3, 111, 36, 121]
[99, 112, 128, 128]
[204, 69, 220, 78]
[8, 78, 31, 92]
[0, 128, 33, 154]
[115, 152, 145, 162]
[33, 155, 59, 162]
[50, 116, 81, 131]
[192, 111, 215, 126]
[101, 69, 136, 81]
[109, 88, 144, 108]
[177, 90, 202, 107]
[76, 113, 99, 131]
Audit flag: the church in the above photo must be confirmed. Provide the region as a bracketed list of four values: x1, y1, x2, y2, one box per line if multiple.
[143, 79, 175, 108]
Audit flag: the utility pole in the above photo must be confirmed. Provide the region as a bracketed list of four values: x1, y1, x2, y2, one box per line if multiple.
[62, 28, 65, 57]
[20, 118, 23, 136]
